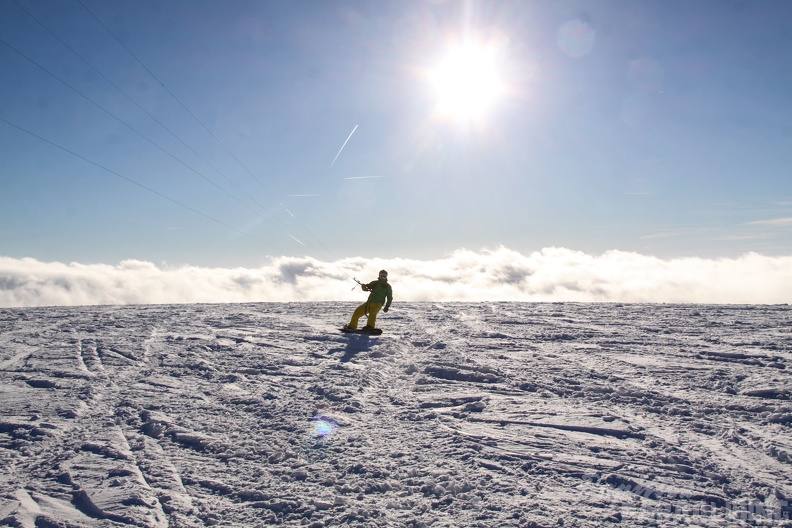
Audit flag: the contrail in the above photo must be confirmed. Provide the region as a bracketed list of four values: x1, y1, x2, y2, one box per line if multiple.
[331, 124, 358, 167]
[344, 176, 387, 180]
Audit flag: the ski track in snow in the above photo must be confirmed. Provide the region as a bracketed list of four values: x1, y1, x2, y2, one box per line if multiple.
[0, 302, 791, 527]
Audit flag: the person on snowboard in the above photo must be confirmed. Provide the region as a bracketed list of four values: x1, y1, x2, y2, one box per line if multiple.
[344, 270, 393, 332]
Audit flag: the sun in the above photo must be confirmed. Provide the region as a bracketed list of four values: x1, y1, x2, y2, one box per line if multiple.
[428, 40, 506, 125]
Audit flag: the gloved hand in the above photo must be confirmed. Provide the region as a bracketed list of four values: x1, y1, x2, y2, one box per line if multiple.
[383, 307, 389, 313]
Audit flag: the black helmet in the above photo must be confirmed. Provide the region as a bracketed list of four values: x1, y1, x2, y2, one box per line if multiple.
[378, 270, 388, 279]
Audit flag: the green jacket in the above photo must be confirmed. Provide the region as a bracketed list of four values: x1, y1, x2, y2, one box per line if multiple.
[364, 279, 393, 309]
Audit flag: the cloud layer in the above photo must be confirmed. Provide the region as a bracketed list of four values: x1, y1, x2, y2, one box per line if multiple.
[2, 247, 791, 307]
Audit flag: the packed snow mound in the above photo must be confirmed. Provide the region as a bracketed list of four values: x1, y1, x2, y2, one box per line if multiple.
[1, 302, 791, 527]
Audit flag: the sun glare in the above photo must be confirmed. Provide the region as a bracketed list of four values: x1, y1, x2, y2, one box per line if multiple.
[428, 41, 505, 124]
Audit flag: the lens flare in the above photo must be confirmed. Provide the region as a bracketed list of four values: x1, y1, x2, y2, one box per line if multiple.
[312, 416, 339, 438]
[557, 18, 595, 59]
[301, 415, 341, 462]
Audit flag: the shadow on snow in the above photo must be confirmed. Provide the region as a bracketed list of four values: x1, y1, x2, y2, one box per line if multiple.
[337, 334, 378, 362]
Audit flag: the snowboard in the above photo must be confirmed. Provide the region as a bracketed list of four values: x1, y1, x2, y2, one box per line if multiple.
[340, 327, 383, 336]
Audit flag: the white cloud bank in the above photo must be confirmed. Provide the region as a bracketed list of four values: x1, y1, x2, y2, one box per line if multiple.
[1, 247, 791, 307]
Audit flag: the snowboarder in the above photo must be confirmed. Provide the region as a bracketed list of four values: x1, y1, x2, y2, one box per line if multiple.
[343, 270, 393, 333]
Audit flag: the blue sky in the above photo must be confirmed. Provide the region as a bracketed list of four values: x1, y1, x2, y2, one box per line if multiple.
[2, 1, 792, 306]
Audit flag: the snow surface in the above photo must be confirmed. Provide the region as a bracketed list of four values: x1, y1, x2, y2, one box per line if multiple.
[1, 302, 791, 527]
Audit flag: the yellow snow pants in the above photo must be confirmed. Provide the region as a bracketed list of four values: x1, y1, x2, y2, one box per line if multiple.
[348, 302, 383, 329]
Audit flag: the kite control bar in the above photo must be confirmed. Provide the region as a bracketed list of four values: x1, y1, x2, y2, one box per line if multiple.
[351, 278, 370, 291]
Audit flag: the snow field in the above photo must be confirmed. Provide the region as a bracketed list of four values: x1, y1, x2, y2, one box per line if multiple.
[0, 302, 791, 527]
